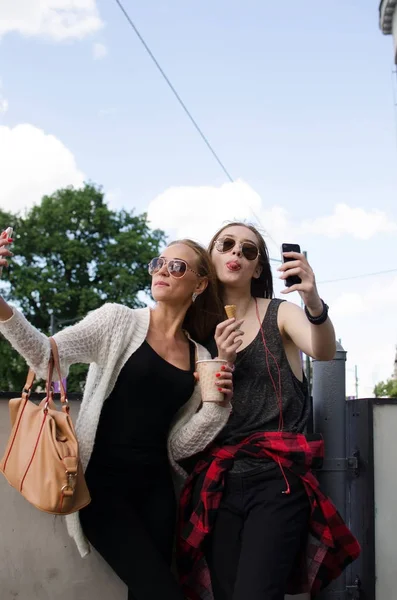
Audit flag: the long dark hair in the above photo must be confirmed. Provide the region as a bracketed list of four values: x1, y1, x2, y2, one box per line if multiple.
[168, 239, 224, 343]
[207, 222, 274, 300]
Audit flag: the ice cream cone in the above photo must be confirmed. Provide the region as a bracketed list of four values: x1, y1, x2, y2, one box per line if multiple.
[224, 304, 237, 319]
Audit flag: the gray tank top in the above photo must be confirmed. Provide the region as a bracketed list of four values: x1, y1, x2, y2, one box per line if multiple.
[215, 298, 310, 473]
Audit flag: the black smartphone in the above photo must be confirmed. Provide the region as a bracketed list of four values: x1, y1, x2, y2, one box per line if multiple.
[281, 243, 301, 287]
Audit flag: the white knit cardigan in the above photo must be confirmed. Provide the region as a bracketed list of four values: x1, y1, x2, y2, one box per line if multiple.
[0, 303, 231, 557]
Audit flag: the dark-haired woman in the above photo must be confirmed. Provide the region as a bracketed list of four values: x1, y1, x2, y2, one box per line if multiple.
[172, 223, 360, 600]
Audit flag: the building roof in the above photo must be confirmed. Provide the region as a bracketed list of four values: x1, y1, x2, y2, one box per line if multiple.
[380, 0, 397, 34]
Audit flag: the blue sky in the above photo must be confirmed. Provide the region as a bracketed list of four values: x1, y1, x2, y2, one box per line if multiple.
[0, 0, 396, 396]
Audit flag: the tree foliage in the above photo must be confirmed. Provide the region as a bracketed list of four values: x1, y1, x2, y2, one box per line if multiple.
[0, 184, 166, 391]
[373, 378, 397, 398]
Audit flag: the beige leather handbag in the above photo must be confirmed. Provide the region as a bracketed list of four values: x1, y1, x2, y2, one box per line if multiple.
[0, 338, 91, 515]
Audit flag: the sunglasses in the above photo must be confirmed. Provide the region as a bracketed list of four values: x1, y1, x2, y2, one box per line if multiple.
[148, 257, 202, 279]
[214, 236, 260, 261]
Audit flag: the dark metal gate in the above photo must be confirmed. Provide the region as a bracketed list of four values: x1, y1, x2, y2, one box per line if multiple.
[312, 345, 376, 599]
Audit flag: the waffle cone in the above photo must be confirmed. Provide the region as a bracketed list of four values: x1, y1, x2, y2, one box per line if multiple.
[224, 304, 237, 319]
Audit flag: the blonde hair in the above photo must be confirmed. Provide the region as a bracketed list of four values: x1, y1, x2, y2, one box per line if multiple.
[168, 239, 223, 343]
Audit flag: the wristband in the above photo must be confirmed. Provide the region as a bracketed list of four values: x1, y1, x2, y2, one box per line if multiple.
[304, 299, 329, 325]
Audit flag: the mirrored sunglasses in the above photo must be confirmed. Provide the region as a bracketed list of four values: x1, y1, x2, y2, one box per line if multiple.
[148, 257, 202, 279]
[214, 237, 260, 261]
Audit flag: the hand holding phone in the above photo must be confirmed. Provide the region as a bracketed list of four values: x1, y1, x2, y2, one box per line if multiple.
[281, 243, 301, 287]
[0, 227, 14, 278]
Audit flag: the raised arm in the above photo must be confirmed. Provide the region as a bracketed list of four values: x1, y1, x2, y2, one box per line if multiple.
[278, 301, 335, 361]
[278, 250, 336, 361]
[0, 301, 113, 380]
[0, 229, 114, 378]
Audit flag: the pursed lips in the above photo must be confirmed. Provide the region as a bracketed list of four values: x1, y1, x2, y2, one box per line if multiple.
[154, 280, 170, 287]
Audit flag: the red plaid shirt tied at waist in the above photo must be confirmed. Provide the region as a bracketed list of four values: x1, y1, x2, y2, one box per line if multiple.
[177, 431, 361, 599]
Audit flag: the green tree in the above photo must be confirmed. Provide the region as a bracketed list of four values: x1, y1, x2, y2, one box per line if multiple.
[0, 184, 166, 392]
[373, 378, 397, 398]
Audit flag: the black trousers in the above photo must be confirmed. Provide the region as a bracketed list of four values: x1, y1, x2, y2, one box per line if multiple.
[205, 466, 310, 600]
[80, 461, 185, 600]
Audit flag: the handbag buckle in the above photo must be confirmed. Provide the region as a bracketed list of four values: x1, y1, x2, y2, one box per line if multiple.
[61, 471, 77, 496]
[67, 470, 76, 490]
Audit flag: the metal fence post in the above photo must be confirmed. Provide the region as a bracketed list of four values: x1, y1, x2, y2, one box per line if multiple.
[312, 341, 348, 599]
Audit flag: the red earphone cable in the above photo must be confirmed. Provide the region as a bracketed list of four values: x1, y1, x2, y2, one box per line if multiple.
[255, 298, 284, 431]
[254, 298, 290, 494]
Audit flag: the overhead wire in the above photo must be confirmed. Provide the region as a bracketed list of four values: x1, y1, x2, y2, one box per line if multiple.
[113, 0, 280, 252]
[318, 267, 397, 285]
[113, 0, 393, 287]
[311, 70, 397, 286]
[113, 0, 233, 183]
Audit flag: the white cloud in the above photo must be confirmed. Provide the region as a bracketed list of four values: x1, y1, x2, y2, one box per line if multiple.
[345, 340, 395, 398]
[345, 335, 396, 398]
[106, 188, 123, 210]
[331, 292, 367, 318]
[0, 79, 8, 114]
[147, 180, 397, 251]
[332, 277, 397, 319]
[301, 204, 397, 240]
[0, 124, 85, 213]
[0, 0, 103, 42]
[147, 180, 282, 252]
[0, 95, 8, 114]
[0, 98, 8, 114]
[330, 276, 397, 397]
[92, 42, 107, 59]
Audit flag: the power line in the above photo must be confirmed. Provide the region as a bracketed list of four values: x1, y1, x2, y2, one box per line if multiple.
[112, 0, 280, 251]
[318, 267, 397, 285]
[113, 0, 233, 183]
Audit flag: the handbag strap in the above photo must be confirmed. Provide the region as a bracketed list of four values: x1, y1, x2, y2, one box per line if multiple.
[21, 338, 68, 409]
[22, 368, 35, 394]
[48, 337, 67, 405]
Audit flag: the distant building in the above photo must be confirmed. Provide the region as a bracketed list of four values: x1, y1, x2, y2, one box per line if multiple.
[393, 346, 397, 379]
[379, 0, 397, 62]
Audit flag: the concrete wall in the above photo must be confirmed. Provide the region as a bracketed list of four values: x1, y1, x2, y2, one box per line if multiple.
[0, 401, 126, 600]
[0, 400, 307, 600]
[373, 402, 397, 599]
